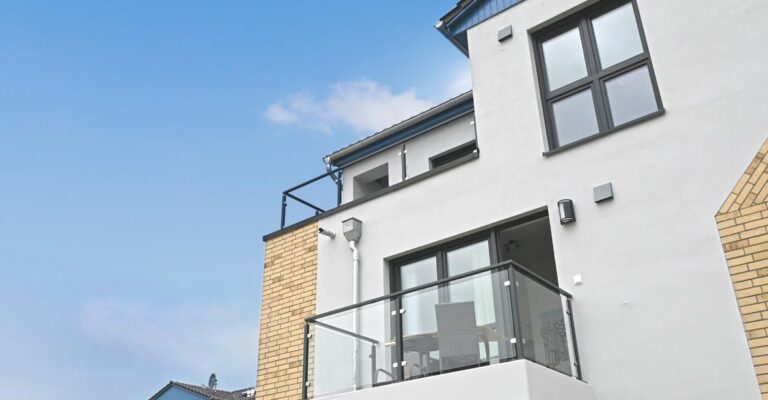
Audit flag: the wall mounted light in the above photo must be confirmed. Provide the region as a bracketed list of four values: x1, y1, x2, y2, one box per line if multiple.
[558, 199, 576, 225]
[318, 227, 336, 239]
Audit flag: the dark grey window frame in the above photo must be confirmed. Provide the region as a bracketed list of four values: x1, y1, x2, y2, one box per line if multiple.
[387, 211, 553, 380]
[533, 0, 664, 155]
[429, 140, 478, 170]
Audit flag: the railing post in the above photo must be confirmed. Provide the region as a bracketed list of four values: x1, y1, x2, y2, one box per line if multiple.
[369, 343, 376, 386]
[302, 322, 310, 399]
[394, 295, 404, 382]
[566, 298, 583, 380]
[280, 194, 287, 228]
[506, 267, 525, 359]
[400, 144, 407, 181]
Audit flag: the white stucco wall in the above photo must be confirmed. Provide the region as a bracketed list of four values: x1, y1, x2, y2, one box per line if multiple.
[339, 113, 476, 203]
[313, 0, 768, 398]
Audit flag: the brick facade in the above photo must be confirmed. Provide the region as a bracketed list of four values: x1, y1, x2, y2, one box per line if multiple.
[255, 222, 318, 400]
[717, 138, 768, 398]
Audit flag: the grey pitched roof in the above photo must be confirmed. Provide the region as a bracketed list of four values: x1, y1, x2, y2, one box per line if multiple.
[174, 382, 248, 400]
[324, 90, 473, 164]
[149, 381, 254, 400]
[440, 0, 475, 26]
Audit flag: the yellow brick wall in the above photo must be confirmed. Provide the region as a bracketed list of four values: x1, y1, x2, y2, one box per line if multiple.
[717, 138, 768, 398]
[255, 222, 318, 400]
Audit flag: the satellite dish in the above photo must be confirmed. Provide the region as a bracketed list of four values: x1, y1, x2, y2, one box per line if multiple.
[208, 373, 218, 389]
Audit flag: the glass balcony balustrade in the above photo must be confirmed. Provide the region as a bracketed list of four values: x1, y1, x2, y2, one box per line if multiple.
[302, 260, 581, 399]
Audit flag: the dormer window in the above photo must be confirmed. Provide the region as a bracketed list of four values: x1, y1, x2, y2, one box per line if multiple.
[534, 0, 663, 152]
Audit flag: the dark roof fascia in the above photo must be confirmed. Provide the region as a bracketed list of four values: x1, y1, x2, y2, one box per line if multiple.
[436, 21, 470, 56]
[330, 96, 474, 168]
[438, 0, 526, 55]
[437, 0, 479, 55]
[148, 382, 175, 400]
[439, 0, 479, 28]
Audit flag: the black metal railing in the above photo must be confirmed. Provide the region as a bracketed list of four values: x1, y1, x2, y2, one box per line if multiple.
[301, 260, 582, 399]
[280, 168, 343, 229]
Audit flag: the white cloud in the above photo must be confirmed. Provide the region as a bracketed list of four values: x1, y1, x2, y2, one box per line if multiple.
[447, 63, 472, 97]
[264, 79, 434, 135]
[264, 103, 298, 124]
[80, 299, 259, 379]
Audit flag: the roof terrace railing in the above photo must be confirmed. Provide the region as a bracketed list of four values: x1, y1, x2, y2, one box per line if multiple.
[280, 167, 343, 229]
[301, 260, 582, 399]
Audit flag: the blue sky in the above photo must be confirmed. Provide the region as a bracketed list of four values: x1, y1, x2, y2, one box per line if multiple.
[0, 1, 469, 399]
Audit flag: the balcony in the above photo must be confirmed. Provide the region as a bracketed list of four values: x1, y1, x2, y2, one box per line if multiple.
[302, 260, 586, 399]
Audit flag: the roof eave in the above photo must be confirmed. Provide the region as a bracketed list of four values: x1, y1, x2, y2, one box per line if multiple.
[324, 90, 474, 165]
[436, 22, 470, 56]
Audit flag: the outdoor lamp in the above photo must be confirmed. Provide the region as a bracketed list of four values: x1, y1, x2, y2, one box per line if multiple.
[558, 199, 576, 225]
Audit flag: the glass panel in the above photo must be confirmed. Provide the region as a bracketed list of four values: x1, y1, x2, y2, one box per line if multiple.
[498, 217, 559, 286]
[446, 241, 496, 359]
[446, 241, 490, 276]
[515, 272, 573, 376]
[309, 299, 398, 398]
[542, 27, 588, 91]
[400, 257, 437, 290]
[401, 286, 439, 380]
[605, 65, 658, 126]
[399, 257, 439, 368]
[592, 3, 644, 69]
[401, 270, 515, 380]
[551, 89, 600, 146]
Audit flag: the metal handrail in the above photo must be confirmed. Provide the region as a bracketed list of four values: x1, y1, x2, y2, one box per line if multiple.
[312, 320, 379, 345]
[281, 168, 342, 228]
[306, 259, 572, 323]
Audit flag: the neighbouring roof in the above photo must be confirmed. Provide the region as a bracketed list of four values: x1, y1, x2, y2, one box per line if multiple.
[437, 0, 525, 55]
[149, 381, 255, 400]
[325, 90, 474, 168]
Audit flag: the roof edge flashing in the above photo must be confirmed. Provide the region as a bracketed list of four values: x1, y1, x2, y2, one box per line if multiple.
[325, 91, 474, 166]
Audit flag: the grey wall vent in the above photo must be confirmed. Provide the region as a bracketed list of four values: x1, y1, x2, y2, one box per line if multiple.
[594, 183, 614, 203]
[498, 25, 513, 42]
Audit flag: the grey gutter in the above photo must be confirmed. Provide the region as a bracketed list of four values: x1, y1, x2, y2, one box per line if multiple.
[324, 91, 473, 164]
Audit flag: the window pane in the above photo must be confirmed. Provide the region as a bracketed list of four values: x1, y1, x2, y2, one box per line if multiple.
[592, 3, 644, 69]
[605, 65, 658, 126]
[446, 241, 490, 276]
[400, 256, 439, 377]
[542, 28, 588, 91]
[400, 257, 438, 289]
[551, 89, 600, 146]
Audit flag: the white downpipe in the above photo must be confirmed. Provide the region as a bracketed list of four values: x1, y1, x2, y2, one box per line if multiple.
[348, 240, 360, 390]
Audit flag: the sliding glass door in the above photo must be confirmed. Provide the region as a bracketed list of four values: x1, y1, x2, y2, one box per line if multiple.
[396, 239, 512, 377]
[392, 213, 559, 379]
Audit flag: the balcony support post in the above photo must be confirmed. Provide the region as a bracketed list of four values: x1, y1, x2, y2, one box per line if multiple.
[302, 322, 310, 400]
[567, 298, 583, 380]
[507, 267, 525, 360]
[336, 170, 343, 207]
[281, 194, 287, 228]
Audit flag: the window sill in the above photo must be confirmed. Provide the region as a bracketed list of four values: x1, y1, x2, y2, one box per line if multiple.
[542, 109, 665, 157]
